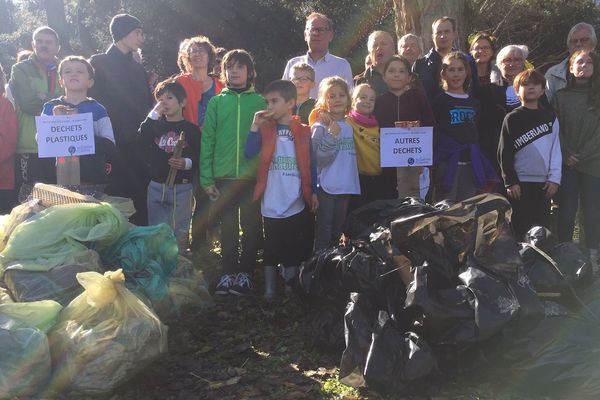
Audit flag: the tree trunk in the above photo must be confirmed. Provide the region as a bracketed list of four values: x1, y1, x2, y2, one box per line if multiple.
[392, 0, 469, 52]
[44, 0, 73, 54]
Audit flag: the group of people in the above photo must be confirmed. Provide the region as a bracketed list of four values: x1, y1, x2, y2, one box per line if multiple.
[1, 11, 599, 299]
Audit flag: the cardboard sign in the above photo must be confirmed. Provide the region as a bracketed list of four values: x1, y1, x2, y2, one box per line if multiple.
[380, 126, 433, 167]
[36, 113, 95, 158]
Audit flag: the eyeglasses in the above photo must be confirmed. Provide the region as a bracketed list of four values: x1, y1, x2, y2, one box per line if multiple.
[569, 37, 591, 45]
[292, 77, 313, 83]
[306, 27, 330, 35]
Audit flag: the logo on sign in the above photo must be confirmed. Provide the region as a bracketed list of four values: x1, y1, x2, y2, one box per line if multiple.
[407, 157, 415, 165]
[68, 145, 76, 155]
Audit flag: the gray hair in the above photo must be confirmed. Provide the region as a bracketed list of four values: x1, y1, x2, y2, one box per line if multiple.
[567, 22, 597, 49]
[398, 33, 424, 54]
[496, 45, 529, 65]
[367, 31, 395, 51]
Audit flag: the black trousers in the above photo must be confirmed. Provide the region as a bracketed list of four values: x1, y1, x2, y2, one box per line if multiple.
[508, 181, 550, 241]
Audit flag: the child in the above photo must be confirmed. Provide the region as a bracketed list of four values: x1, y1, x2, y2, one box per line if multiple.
[244, 80, 318, 298]
[432, 52, 497, 202]
[311, 76, 360, 251]
[553, 50, 600, 272]
[41, 56, 116, 186]
[138, 79, 200, 252]
[0, 64, 18, 214]
[200, 49, 266, 296]
[499, 69, 561, 240]
[289, 63, 316, 124]
[347, 83, 386, 210]
[374, 55, 434, 199]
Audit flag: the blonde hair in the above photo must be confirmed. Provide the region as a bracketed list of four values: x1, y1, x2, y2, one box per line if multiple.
[315, 76, 351, 115]
[290, 62, 315, 81]
[351, 83, 375, 110]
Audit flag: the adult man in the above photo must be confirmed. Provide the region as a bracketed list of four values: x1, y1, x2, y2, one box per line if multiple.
[9, 26, 64, 191]
[398, 33, 424, 66]
[282, 12, 353, 98]
[89, 13, 153, 225]
[413, 16, 478, 101]
[354, 30, 396, 95]
[545, 22, 597, 102]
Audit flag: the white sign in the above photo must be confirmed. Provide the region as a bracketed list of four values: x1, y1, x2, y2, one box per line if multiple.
[36, 113, 95, 158]
[380, 126, 433, 167]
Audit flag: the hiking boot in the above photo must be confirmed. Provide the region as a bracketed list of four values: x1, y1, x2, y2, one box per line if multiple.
[229, 272, 253, 296]
[214, 274, 236, 295]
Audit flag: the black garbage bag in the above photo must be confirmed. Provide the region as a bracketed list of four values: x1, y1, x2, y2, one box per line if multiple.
[392, 194, 522, 282]
[524, 226, 557, 250]
[521, 242, 591, 302]
[362, 311, 436, 393]
[339, 293, 378, 387]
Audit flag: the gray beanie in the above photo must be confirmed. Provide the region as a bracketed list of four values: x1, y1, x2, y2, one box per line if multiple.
[110, 14, 142, 42]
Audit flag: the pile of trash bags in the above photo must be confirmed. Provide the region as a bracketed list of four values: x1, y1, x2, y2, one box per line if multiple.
[0, 185, 213, 398]
[298, 194, 597, 397]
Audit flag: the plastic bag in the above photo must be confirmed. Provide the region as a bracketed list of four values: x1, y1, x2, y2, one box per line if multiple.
[49, 269, 168, 395]
[3, 250, 103, 305]
[0, 299, 60, 398]
[101, 224, 178, 303]
[0, 199, 44, 252]
[1, 202, 129, 272]
[154, 255, 214, 318]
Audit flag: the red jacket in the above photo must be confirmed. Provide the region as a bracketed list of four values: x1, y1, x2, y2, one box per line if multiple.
[0, 97, 17, 190]
[253, 116, 312, 205]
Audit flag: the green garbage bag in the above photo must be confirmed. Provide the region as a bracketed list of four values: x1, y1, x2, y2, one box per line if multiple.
[101, 224, 178, 303]
[0, 202, 130, 272]
[0, 300, 62, 333]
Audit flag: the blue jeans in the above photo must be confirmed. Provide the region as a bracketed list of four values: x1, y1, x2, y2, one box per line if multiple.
[558, 167, 600, 249]
[314, 188, 349, 251]
[147, 181, 194, 250]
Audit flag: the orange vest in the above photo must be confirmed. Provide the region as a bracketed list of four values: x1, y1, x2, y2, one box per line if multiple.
[253, 116, 313, 205]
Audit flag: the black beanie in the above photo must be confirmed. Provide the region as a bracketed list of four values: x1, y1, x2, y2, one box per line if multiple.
[110, 14, 142, 42]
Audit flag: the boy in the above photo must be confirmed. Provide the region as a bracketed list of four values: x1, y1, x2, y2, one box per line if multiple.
[289, 63, 316, 124]
[41, 56, 116, 186]
[200, 49, 266, 296]
[138, 79, 200, 252]
[497, 69, 561, 239]
[244, 80, 318, 299]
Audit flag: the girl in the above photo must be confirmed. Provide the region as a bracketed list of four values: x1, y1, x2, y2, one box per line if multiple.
[374, 55, 434, 199]
[433, 52, 497, 203]
[0, 64, 18, 214]
[553, 50, 600, 272]
[347, 83, 386, 210]
[312, 76, 360, 251]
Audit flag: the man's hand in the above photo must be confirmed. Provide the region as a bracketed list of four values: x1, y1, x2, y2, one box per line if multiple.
[506, 184, 521, 200]
[310, 193, 319, 212]
[204, 185, 221, 201]
[250, 110, 274, 131]
[168, 157, 185, 170]
[543, 181, 559, 199]
[52, 105, 78, 115]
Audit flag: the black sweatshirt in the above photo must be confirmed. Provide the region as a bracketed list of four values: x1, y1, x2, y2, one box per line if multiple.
[138, 117, 201, 184]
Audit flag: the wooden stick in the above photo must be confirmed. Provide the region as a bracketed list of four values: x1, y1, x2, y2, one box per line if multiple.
[166, 131, 186, 188]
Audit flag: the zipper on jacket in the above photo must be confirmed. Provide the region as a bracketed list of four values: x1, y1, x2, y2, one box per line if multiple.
[236, 93, 241, 177]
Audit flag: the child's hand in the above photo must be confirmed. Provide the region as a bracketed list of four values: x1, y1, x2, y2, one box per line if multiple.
[327, 120, 341, 137]
[316, 110, 333, 126]
[310, 193, 319, 213]
[543, 181, 559, 199]
[204, 185, 221, 201]
[506, 184, 521, 200]
[565, 153, 580, 167]
[152, 101, 165, 116]
[168, 157, 185, 170]
[251, 110, 274, 131]
[52, 105, 78, 115]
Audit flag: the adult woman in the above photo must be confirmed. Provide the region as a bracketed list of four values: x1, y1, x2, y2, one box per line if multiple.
[553, 50, 600, 272]
[469, 32, 500, 86]
[176, 36, 223, 127]
[478, 45, 529, 174]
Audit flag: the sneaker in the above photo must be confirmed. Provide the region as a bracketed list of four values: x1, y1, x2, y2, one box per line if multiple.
[229, 272, 253, 296]
[215, 274, 236, 295]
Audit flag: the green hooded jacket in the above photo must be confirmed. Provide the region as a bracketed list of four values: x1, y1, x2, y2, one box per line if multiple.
[200, 86, 266, 187]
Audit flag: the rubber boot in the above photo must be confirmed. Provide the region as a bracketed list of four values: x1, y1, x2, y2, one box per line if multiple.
[264, 265, 277, 299]
[283, 266, 299, 293]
